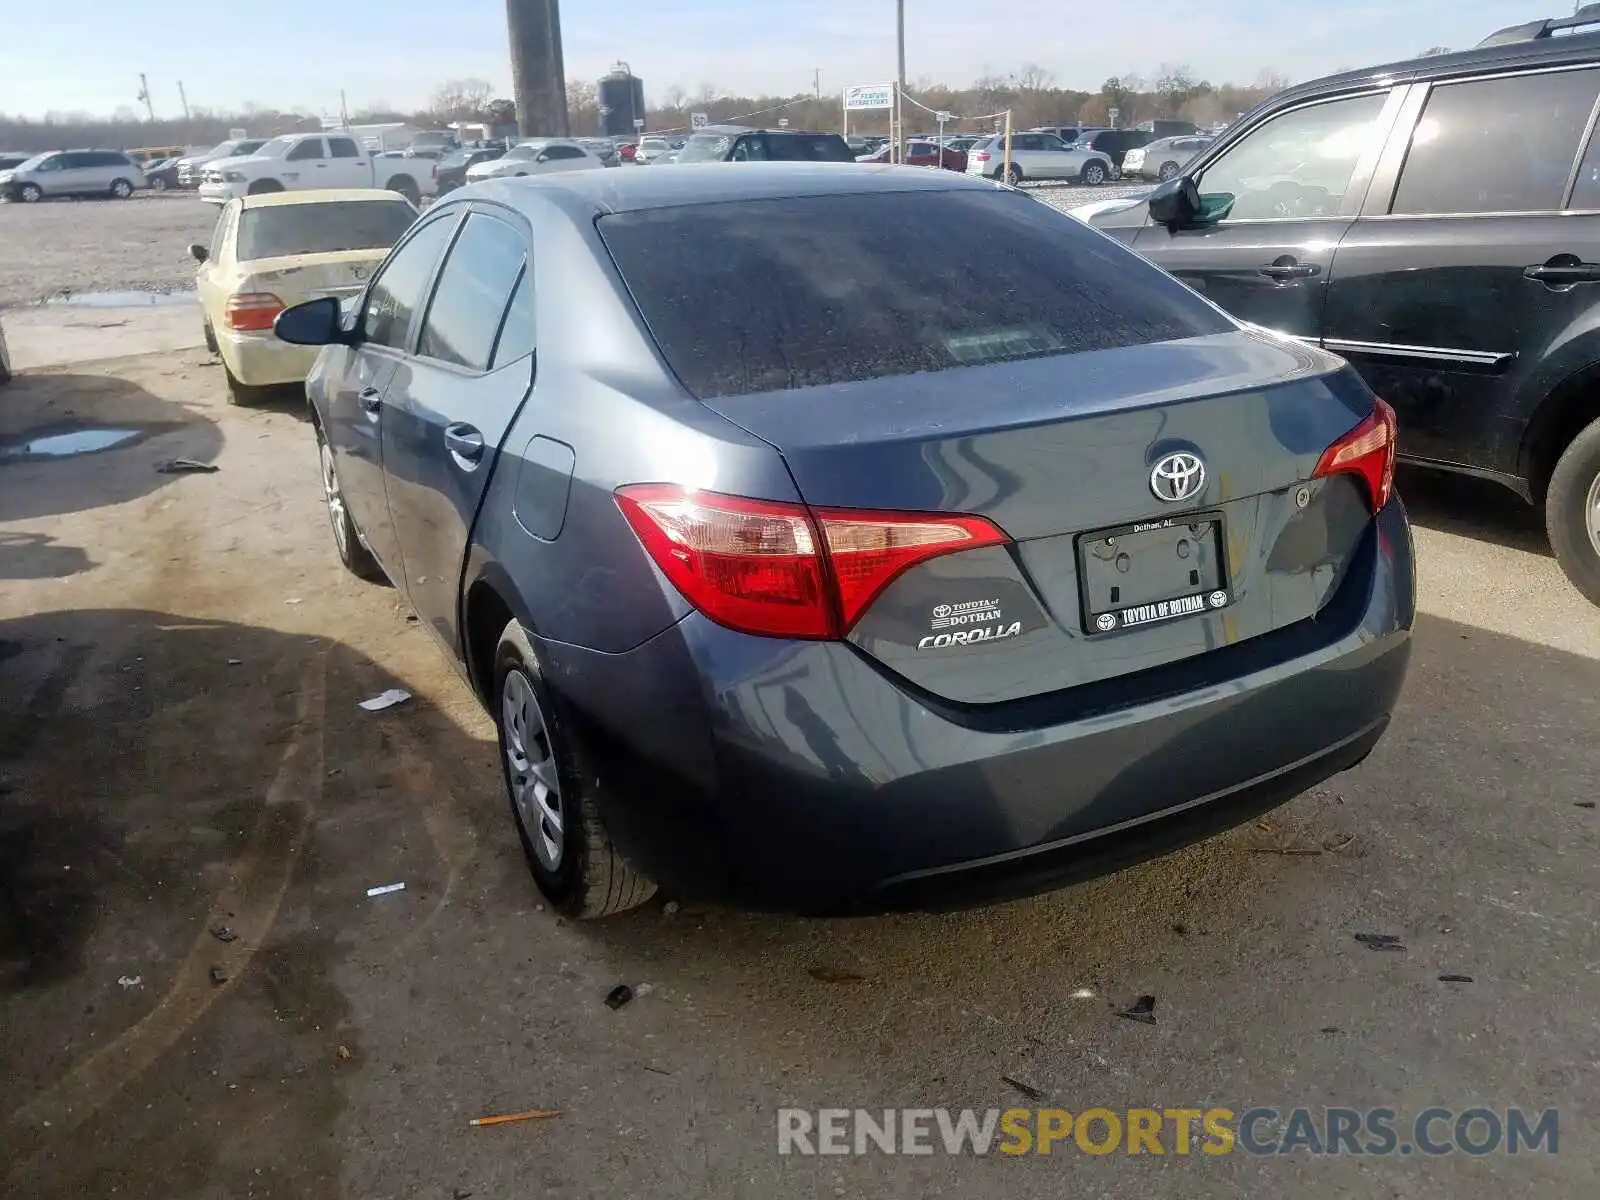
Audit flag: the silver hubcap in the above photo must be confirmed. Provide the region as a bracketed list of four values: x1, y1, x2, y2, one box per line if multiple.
[502, 669, 563, 870]
[319, 442, 350, 559]
[1586, 470, 1600, 559]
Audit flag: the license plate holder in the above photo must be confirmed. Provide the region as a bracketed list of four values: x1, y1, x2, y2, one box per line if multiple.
[1078, 514, 1230, 634]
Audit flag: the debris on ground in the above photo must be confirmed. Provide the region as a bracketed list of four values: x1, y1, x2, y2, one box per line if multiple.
[284, 597, 303, 606]
[358, 688, 412, 712]
[1118, 994, 1158, 1025]
[1576, 801, 1596, 809]
[1002, 1074, 1047, 1101]
[634, 982, 656, 998]
[1354, 933, 1406, 952]
[208, 965, 229, 985]
[662, 900, 680, 915]
[366, 882, 405, 898]
[1247, 819, 1359, 855]
[1438, 974, 1475, 983]
[335, 1044, 354, 1063]
[808, 967, 866, 985]
[605, 984, 634, 1010]
[117, 974, 142, 989]
[209, 924, 238, 943]
[643, 1064, 673, 1076]
[1320, 1026, 1341, 1034]
[226, 658, 242, 666]
[155, 458, 219, 474]
[469, 1108, 562, 1128]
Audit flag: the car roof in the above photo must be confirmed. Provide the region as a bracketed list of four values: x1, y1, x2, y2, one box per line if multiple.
[1266, 23, 1600, 112]
[239, 188, 413, 210]
[467, 160, 1005, 215]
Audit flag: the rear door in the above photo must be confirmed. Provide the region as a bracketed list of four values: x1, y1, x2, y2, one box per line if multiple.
[1129, 88, 1405, 339]
[327, 136, 372, 188]
[326, 211, 458, 579]
[1322, 65, 1600, 471]
[380, 207, 534, 647]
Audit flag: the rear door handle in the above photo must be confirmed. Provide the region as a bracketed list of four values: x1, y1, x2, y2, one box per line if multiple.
[1257, 257, 1320, 280]
[1524, 259, 1600, 284]
[358, 387, 382, 414]
[444, 423, 485, 463]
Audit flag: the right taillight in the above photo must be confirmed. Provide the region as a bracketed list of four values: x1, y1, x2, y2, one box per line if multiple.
[225, 291, 285, 332]
[615, 485, 1009, 640]
[1313, 397, 1397, 512]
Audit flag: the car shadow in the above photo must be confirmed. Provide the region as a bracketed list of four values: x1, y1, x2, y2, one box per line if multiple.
[1396, 464, 1550, 557]
[0, 531, 93, 580]
[0, 371, 224, 523]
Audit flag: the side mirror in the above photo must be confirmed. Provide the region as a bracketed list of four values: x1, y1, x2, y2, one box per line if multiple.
[1147, 176, 1201, 228]
[535, 151, 551, 163]
[189, 243, 208, 263]
[273, 296, 346, 346]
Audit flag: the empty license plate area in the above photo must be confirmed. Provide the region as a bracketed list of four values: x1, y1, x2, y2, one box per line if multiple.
[1078, 515, 1230, 634]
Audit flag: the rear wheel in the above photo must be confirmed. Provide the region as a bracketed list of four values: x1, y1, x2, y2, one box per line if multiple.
[222, 361, 274, 407]
[385, 175, 421, 206]
[1545, 417, 1600, 606]
[315, 429, 386, 581]
[1158, 161, 1180, 181]
[151, 176, 168, 192]
[1082, 160, 1108, 186]
[495, 620, 656, 918]
[202, 320, 218, 354]
[110, 178, 133, 199]
[1002, 163, 1023, 186]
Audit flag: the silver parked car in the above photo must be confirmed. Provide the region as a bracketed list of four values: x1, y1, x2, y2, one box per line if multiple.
[176, 139, 268, 188]
[964, 132, 1114, 186]
[0, 312, 10, 385]
[0, 149, 145, 202]
[1122, 135, 1215, 182]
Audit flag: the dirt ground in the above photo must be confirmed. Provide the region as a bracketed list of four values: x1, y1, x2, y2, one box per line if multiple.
[1, 345, 1597, 1199]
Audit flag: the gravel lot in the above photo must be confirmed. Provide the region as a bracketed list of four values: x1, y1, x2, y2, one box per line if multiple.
[0, 180, 1143, 311]
[0, 194, 217, 309]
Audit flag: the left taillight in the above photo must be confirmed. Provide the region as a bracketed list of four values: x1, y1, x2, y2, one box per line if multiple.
[1313, 397, 1397, 512]
[225, 292, 284, 332]
[614, 484, 1010, 640]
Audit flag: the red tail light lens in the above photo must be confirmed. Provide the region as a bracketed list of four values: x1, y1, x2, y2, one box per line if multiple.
[974, 151, 991, 162]
[615, 485, 1010, 639]
[225, 291, 284, 332]
[1313, 397, 1397, 511]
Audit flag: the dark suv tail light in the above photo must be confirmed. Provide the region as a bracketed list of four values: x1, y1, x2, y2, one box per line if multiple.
[1313, 397, 1397, 511]
[615, 485, 1010, 639]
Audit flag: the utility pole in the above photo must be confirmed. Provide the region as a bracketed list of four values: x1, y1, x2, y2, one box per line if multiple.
[176, 80, 191, 122]
[136, 73, 154, 122]
[813, 68, 822, 101]
[505, 0, 569, 137]
[895, 0, 906, 163]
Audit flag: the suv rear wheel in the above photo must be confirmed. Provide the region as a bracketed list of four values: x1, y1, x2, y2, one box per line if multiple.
[1546, 417, 1600, 605]
[1003, 163, 1024, 186]
[1082, 160, 1108, 186]
[110, 178, 133, 199]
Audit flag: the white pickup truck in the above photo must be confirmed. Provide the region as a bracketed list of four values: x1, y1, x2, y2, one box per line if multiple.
[198, 131, 433, 206]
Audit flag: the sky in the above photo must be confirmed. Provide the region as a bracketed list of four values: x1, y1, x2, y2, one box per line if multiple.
[0, 1, 1565, 119]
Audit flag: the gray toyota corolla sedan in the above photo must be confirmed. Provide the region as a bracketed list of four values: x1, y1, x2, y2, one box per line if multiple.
[274, 163, 1414, 918]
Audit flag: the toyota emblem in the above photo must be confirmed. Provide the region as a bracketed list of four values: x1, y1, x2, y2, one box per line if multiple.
[1150, 452, 1206, 503]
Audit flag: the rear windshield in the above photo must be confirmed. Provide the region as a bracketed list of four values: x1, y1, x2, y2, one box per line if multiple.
[764, 135, 854, 162]
[236, 200, 415, 260]
[599, 190, 1231, 399]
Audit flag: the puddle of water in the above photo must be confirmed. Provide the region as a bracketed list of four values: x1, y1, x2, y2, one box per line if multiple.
[0, 428, 141, 459]
[42, 290, 197, 309]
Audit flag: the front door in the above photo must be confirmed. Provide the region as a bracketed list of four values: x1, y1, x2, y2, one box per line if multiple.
[326, 213, 457, 580]
[281, 136, 329, 189]
[1130, 88, 1402, 339]
[1323, 65, 1600, 471]
[381, 209, 535, 649]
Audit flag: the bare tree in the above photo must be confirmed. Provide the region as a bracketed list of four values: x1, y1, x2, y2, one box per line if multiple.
[662, 84, 687, 111]
[1253, 69, 1292, 93]
[1013, 63, 1053, 91]
[429, 77, 494, 123]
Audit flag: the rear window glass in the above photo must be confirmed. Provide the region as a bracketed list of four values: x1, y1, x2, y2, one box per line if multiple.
[236, 200, 415, 260]
[764, 135, 854, 162]
[598, 190, 1231, 399]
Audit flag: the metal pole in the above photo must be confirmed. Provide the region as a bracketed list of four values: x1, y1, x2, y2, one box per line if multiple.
[1003, 110, 1013, 183]
[895, 0, 905, 163]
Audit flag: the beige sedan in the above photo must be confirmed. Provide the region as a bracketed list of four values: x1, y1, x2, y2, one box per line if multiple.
[192, 189, 417, 404]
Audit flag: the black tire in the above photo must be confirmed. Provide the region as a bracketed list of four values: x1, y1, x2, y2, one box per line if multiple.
[246, 179, 284, 195]
[1082, 160, 1108, 186]
[222, 361, 274, 407]
[1545, 416, 1600, 606]
[1158, 161, 1181, 181]
[1002, 163, 1023, 186]
[494, 620, 656, 918]
[314, 426, 386, 582]
[385, 176, 421, 206]
[18, 183, 42, 203]
[202, 320, 219, 354]
[110, 178, 133, 199]
[151, 177, 168, 192]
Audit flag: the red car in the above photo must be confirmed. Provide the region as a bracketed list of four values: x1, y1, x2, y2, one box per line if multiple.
[618, 142, 638, 162]
[859, 141, 968, 172]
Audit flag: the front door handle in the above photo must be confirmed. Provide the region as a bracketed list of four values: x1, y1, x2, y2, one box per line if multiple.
[1257, 257, 1320, 280]
[1524, 256, 1600, 285]
[358, 387, 382, 414]
[444, 423, 484, 463]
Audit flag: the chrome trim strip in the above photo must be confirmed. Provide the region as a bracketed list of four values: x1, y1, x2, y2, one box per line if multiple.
[1321, 338, 1516, 368]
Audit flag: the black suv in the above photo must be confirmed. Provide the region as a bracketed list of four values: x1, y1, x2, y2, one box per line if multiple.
[674, 126, 855, 163]
[1086, 6, 1600, 604]
[1076, 129, 1153, 173]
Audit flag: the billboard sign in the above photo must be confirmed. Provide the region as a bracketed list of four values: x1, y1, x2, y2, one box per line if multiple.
[843, 84, 894, 112]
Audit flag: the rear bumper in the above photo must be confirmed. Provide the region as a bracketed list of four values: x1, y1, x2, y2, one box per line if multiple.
[543, 501, 1415, 913]
[217, 327, 317, 386]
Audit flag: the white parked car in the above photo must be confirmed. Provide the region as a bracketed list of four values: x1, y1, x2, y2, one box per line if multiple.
[198, 133, 435, 206]
[633, 136, 674, 165]
[964, 132, 1114, 187]
[463, 139, 604, 181]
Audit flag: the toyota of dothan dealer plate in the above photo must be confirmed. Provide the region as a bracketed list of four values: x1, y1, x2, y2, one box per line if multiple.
[275, 163, 1414, 918]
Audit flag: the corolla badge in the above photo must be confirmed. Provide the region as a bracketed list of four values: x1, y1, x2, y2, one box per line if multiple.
[1149, 452, 1206, 503]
